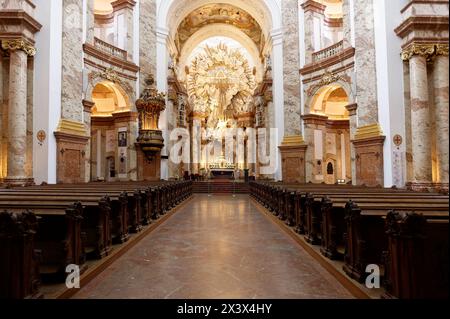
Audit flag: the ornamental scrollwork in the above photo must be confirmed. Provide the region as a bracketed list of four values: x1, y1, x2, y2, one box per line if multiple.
[1, 39, 36, 57]
[401, 43, 449, 62]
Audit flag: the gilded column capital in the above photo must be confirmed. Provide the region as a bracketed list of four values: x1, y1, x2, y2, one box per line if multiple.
[435, 44, 449, 57]
[1, 39, 36, 57]
[401, 43, 435, 62]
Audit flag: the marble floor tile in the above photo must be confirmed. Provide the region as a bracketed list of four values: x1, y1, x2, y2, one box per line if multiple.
[72, 195, 354, 299]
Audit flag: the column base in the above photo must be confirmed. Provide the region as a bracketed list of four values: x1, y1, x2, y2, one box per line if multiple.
[279, 136, 307, 183]
[2, 177, 35, 187]
[406, 182, 449, 194]
[352, 125, 385, 187]
[54, 119, 90, 184]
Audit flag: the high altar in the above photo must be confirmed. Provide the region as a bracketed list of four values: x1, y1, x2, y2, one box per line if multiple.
[167, 42, 267, 180]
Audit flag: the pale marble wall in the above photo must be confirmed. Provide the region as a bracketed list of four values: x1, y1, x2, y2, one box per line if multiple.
[61, 0, 84, 122]
[353, 0, 378, 126]
[139, 0, 157, 91]
[282, 0, 302, 136]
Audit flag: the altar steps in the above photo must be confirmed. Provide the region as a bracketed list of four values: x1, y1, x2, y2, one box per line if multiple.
[192, 181, 249, 194]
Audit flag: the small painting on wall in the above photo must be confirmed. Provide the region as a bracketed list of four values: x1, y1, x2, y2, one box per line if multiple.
[118, 132, 127, 147]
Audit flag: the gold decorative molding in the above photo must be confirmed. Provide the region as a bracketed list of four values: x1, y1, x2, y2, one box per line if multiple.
[436, 44, 449, 56]
[281, 135, 305, 146]
[1, 39, 36, 57]
[306, 71, 343, 97]
[401, 43, 448, 62]
[354, 123, 384, 140]
[55, 119, 89, 137]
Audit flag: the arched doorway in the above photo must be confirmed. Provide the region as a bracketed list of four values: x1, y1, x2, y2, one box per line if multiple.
[159, 1, 279, 180]
[158, 0, 284, 181]
[90, 81, 136, 181]
[306, 84, 351, 184]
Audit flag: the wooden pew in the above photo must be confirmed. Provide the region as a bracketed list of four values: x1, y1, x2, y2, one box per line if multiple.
[0, 210, 41, 299]
[0, 196, 112, 260]
[249, 181, 449, 299]
[383, 211, 449, 299]
[0, 180, 193, 298]
[1, 190, 129, 245]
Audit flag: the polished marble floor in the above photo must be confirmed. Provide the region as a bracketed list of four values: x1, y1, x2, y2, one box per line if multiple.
[73, 195, 353, 299]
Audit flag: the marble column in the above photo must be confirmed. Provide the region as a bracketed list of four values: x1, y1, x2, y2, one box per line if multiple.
[0, 53, 4, 179]
[0, 52, 6, 183]
[112, 0, 135, 60]
[5, 48, 31, 184]
[303, 120, 315, 183]
[433, 52, 449, 187]
[342, 0, 353, 49]
[85, 0, 95, 44]
[353, 0, 378, 126]
[1, 52, 10, 179]
[409, 54, 432, 187]
[345, 103, 358, 184]
[140, 0, 156, 90]
[282, 0, 302, 137]
[62, 0, 83, 122]
[301, 0, 326, 65]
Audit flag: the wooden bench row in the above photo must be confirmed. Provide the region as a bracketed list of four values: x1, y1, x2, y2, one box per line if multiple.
[0, 180, 193, 299]
[249, 181, 449, 299]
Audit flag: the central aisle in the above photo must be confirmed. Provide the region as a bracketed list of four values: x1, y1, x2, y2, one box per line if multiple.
[73, 195, 354, 299]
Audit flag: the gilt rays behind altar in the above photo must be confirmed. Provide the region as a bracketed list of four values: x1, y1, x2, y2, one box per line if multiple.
[183, 42, 258, 177]
[187, 43, 256, 129]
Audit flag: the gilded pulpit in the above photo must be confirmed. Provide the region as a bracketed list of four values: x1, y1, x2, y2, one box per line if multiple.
[135, 76, 166, 181]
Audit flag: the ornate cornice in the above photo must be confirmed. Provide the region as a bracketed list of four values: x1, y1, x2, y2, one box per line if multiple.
[1, 39, 36, 56]
[324, 17, 343, 28]
[395, 16, 449, 38]
[401, 43, 449, 61]
[0, 10, 42, 38]
[345, 103, 358, 116]
[82, 100, 95, 113]
[301, 0, 326, 15]
[94, 13, 115, 25]
[111, 0, 136, 11]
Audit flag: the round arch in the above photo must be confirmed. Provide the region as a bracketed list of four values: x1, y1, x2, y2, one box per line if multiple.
[158, 0, 282, 38]
[308, 83, 351, 119]
[177, 24, 264, 83]
[89, 81, 132, 116]
[305, 79, 355, 114]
